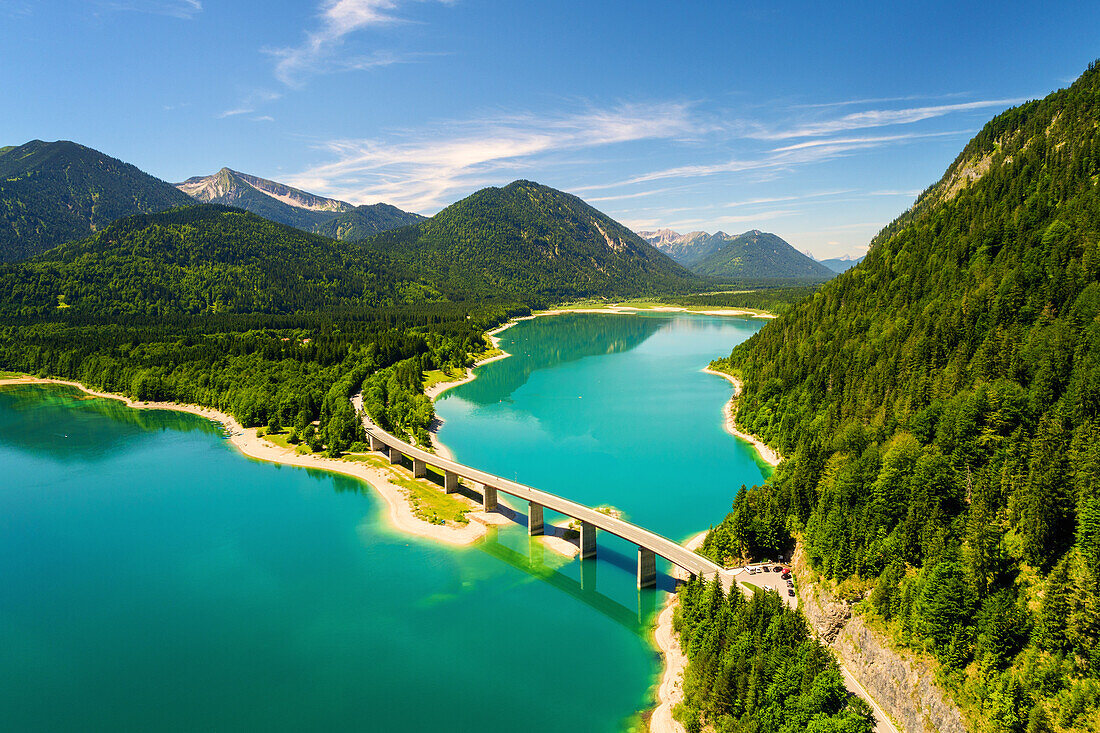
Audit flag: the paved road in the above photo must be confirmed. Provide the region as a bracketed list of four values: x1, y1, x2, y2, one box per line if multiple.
[360, 417, 727, 580]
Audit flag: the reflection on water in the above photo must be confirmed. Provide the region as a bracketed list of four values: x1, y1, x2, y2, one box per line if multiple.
[454, 313, 669, 405]
[0, 385, 222, 460]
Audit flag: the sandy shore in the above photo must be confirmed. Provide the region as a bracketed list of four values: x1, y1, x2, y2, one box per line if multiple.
[0, 376, 489, 546]
[702, 367, 783, 468]
[649, 531, 708, 733]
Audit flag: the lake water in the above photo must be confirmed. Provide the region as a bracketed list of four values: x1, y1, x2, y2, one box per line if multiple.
[0, 312, 766, 731]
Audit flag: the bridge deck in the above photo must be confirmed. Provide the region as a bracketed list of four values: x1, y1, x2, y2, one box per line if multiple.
[361, 419, 725, 579]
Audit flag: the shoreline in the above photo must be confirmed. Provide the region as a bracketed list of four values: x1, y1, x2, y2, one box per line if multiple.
[701, 367, 783, 468]
[649, 531, 708, 733]
[0, 376, 490, 547]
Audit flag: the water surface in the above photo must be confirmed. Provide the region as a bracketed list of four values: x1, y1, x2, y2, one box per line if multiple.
[0, 312, 767, 731]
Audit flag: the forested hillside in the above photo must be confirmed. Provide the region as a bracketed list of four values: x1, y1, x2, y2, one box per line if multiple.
[361, 180, 699, 302]
[0, 205, 439, 317]
[690, 230, 834, 281]
[707, 61, 1100, 731]
[0, 140, 191, 262]
[309, 203, 424, 241]
[674, 577, 873, 733]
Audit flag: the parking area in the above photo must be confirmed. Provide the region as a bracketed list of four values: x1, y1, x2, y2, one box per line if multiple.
[730, 564, 797, 609]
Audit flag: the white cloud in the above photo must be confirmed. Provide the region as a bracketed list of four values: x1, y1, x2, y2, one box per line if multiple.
[752, 99, 1025, 140]
[96, 0, 202, 19]
[267, 0, 443, 86]
[285, 102, 695, 212]
[218, 90, 282, 118]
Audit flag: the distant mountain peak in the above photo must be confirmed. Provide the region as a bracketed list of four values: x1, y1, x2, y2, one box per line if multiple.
[176, 168, 354, 214]
[641, 227, 834, 281]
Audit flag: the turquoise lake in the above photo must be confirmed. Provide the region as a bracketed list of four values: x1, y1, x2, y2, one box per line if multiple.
[0, 312, 766, 731]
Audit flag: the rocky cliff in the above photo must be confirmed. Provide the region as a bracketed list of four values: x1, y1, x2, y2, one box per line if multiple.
[793, 543, 968, 733]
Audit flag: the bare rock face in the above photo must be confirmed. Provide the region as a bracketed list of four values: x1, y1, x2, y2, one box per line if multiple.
[794, 544, 968, 733]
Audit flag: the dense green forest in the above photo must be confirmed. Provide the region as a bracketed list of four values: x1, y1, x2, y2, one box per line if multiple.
[705, 62, 1100, 731]
[309, 202, 425, 241]
[689, 231, 834, 281]
[0, 140, 191, 263]
[0, 205, 441, 317]
[360, 179, 700, 302]
[674, 575, 873, 733]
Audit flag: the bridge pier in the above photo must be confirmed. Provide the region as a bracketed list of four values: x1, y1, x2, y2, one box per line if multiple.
[637, 547, 656, 589]
[388, 447, 403, 465]
[579, 521, 597, 560]
[528, 502, 544, 536]
[369, 435, 386, 452]
[482, 485, 498, 511]
[412, 458, 427, 478]
[444, 470, 459, 493]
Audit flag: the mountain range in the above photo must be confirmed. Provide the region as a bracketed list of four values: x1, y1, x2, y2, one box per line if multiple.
[818, 254, 865, 273]
[0, 140, 192, 263]
[175, 168, 423, 240]
[639, 228, 834, 280]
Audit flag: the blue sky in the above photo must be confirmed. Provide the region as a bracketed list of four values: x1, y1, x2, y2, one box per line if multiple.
[2, 1, 1098, 258]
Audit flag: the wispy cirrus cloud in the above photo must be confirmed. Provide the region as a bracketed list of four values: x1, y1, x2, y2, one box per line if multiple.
[285, 102, 696, 212]
[267, 0, 445, 87]
[751, 99, 1025, 140]
[218, 90, 282, 118]
[95, 0, 202, 19]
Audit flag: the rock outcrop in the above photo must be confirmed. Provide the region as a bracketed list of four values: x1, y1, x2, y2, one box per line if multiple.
[794, 544, 968, 733]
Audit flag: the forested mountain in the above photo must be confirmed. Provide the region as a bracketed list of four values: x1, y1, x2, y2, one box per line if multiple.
[0, 205, 439, 318]
[176, 168, 422, 238]
[642, 228, 834, 280]
[309, 203, 425, 241]
[707, 61, 1100, 731]
[819, 254, 865, 273]
[0, 140, 191, 263]
[360, 180, 699, 301]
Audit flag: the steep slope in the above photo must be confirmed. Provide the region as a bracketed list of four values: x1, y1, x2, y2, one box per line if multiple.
[309, 203, 424, 241]
[819, 254, 865, 273]
[639, 228, 715, 265]
[0, 140, 192, 263]
[708, 61, 1100, 729]
[361, 180, 700, 301]
[0, 205, 434, 317]
[175, 168, 353, 231]
[642, 228, 834, 279]
[176, 168, 422, 237]
[691, 230, 834, 280]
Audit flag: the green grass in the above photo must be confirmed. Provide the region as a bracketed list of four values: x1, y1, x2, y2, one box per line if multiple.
[741, 581, 763, 593]
[0, 371, 26, 378]
[422, 367, 463, 390]
[342, 453, 471, 526]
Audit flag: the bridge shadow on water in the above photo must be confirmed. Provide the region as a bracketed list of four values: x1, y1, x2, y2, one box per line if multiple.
[477, 527, 678, 634]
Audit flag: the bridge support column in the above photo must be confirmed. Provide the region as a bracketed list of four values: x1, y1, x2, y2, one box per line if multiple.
[482, 485, 498, 511]
[389, 447, 403, 465]
[579, 521, 597, 560]
[412, 459, 427, 478]
[637, 547, 656, 589]
[444, 470, 459, 493]
[528, 502, 544, 536]
[369, 435, 386, 452]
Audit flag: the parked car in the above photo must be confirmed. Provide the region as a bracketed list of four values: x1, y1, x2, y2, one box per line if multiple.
[787, 588, 795, 596]
[781, 572, 790, 580]
[786, 580, 794, 587]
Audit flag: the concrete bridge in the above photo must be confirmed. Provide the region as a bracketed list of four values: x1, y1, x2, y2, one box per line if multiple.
[360, 418, 727, 588]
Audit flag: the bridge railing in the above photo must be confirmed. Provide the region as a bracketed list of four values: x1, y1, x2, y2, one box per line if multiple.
[359, 416, 726, 587]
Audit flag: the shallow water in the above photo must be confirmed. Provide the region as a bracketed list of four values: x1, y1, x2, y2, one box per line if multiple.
[0, 312, 766, 732]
